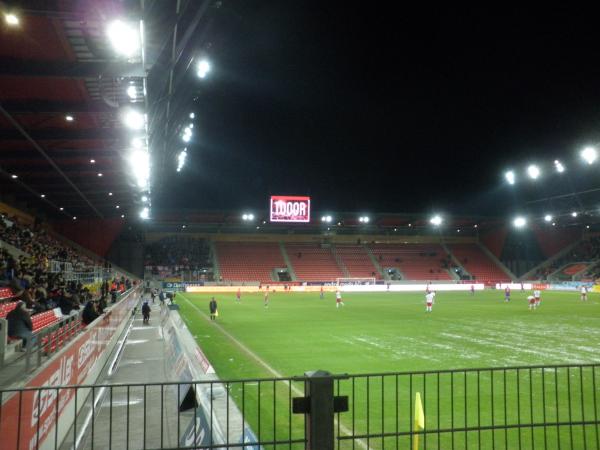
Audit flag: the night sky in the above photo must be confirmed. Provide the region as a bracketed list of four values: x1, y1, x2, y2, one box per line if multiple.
[154, 4, 600, 217]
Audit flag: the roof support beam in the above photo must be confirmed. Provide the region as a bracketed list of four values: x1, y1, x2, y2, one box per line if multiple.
[0, 103, 104, 218]
[0, 58, 145, 78]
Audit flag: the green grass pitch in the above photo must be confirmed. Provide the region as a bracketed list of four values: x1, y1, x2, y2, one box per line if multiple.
[177, 289, 600, 449]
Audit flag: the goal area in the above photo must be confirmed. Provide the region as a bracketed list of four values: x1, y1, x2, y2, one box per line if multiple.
[336, 277, 376, 286]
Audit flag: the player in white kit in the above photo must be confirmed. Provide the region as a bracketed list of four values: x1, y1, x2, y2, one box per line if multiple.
[581, 286, 588, 301]
[336, 290, 344, 308]
[533, 289, 541, 308]
[425, 292, 434, 312]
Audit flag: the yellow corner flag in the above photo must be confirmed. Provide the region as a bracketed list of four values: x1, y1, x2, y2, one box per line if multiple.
[413, 392, 425, 450]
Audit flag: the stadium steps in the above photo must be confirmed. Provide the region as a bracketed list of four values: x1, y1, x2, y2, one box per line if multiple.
[330, 245, 351, 278]
[278, 242, 297, 281]
[441, 243, 469, 280]
[476, 242, 515, 280]
[447, 243, 512, 282]
[209, 240, 221, 280]
[368, 243, 450, 280]
[518, 239, 582, 281]
[364, 245, 387, 279]
[284, 243, 345, 282]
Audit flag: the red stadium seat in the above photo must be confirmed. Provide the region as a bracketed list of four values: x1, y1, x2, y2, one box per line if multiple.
[368, 244, 453, 281]
[448, 244, 508, 282]
[335, 245, 381, 279]
[216, 242, 287, 283]
[285, 244, 344, 282]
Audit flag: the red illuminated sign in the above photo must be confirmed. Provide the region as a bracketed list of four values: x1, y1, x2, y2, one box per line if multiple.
[270, 196, 311, 223]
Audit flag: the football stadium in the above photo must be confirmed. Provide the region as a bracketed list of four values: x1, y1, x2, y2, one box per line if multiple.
[0, 3, 599, 450]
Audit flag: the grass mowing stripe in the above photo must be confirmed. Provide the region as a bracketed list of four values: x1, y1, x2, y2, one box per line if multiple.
[178, 292, 374, 450]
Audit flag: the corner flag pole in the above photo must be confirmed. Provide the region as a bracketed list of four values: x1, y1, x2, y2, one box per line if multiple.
[413, 392, 425, 450]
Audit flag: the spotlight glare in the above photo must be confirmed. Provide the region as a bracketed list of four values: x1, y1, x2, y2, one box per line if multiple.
[72, 216, 77, 220]
[554, 160, 565, 173]
[504, 170, 516, 185]
[139, 207, 149, 220]
[97, 173, 103, 177]
[581, 146, 598, 165]
[4, 13, 19, 26]
[571, 211, 578, 218]
[527, 164, 540, 180]
[513, 216, 527, 228]
[189, 112, 195, 119]
[59, 207, 64, 211]
[65, 115, 74, 122]
[197, 59, 210, 78]
[142, 195, 148, 202]
[40, 194, 45, 198]
[430, 215, 442, 226]
[121, 214, 125, 218]
[131, 137, 144, 149]
[108, 192, 113, 196]
[544, 214, 553, 222]
[11, 174, 17, 179]
[107, 20, 140, 57]
[90, 159, 95, 164]
[122, 110, 145, 130]
[126, 85, 137, 99]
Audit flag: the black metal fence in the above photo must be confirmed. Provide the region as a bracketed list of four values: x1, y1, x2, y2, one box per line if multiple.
[0, 363, 598, 449]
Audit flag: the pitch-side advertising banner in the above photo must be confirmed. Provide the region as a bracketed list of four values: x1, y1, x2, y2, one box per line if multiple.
[269, 195, 310, 223]
[0, 289, 138, 450]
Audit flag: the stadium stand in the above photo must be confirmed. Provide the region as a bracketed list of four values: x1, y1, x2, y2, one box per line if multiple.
[335, 245, 381, 279]
[447, 243, 508, 282]
[368, 243, 453, 280]
[216, 242, 286, 283]
[145, 236, 213, 280]
[285, 243, 345, 282]
[536, 236, 600, 281]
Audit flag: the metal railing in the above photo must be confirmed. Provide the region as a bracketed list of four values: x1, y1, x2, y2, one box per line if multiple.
[0, 363, 599, 449]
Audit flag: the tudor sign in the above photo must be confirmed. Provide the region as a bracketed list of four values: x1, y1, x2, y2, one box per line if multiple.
[270, 196, 311, 223]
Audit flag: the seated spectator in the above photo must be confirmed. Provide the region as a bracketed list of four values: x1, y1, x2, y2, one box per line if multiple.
[6, 301, 34, 350]
[82, 300, 100, 325]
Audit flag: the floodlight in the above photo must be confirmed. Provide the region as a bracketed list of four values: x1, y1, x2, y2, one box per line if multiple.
[116, 205, 120, 209]
[586, 225, 590, 229]
[197, 59, 210, 78]
[108, 192, 113, 196]
[408, 223, 412, 227]
[72, 216, 77, 220]
[457, 229, 461, 233]
[97, 173, 103, 177]
[474, 224, 478, 228]
[139, 207, 149, 220]
[182, 225, 186, 229]
[131, 137, 144, 149]
[571, 211, 578, 218]
[40, 194, 45, 198]
[4, 13, 19, 26]
[65, 115, 74, 122]
[121, 214, 125, 218]
[182, 133, 191, 143]
[123, 110, 145, 130]
[527, 165, 540, 180]
[107, 20, 140, 57]
[90, 159, 95, 164]
[11, 174, 17, 179]
[513, 216, 527, 228]
[59, 207, 64, 211]
[189, 112, 195, 119]
[552, 222, 556, 226]
[242, 214, 248, 220]
[430, 215, 442, 226]
[127, 86, 137, 99]
[177, 150, 187, 172]
[504, 170, 516, 185]
[544, 214, 553, 222]
[554, 160, 565, 173]
[129, 150, 150, 189]
[581, 147, 598, 165]
[142, 196, 148, 202]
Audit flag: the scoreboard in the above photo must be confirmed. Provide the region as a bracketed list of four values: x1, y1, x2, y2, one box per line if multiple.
[269, 195, 311, 223]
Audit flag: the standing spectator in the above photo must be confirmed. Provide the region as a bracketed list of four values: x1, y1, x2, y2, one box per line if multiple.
[7, 301, 34, 350]
[141, 301, 151, 324]
[209, 297, 218, 321]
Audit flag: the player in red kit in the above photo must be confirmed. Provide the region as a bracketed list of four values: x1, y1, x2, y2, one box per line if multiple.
[236, 288, 241, 303]
[320, 285, 324, 299]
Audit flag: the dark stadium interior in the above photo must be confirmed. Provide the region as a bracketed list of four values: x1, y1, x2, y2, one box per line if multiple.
[1, 2, 600, 450]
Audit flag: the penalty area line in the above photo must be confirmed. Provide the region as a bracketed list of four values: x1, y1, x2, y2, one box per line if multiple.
[178, 293, 373, 450]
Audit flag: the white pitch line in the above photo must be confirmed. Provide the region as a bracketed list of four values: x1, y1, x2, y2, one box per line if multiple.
[179, 293, 372, 450]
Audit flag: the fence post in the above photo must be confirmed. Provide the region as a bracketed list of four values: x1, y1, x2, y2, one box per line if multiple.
[304, 370, 335, 450]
